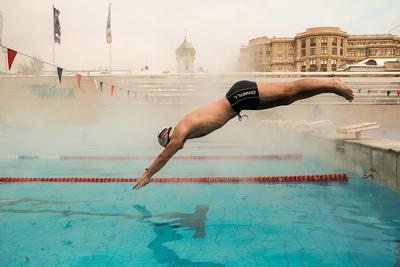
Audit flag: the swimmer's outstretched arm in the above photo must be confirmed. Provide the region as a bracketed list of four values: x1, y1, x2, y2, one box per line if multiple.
[133, 136, 185, 190]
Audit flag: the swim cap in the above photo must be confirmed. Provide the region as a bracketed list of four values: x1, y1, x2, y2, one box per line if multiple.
[157, 127, 173, 147]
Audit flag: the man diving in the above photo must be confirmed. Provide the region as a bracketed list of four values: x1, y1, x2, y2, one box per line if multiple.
[133, 78, 354, 190]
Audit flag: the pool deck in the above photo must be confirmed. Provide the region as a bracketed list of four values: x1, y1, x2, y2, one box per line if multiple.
[306, 131, 400, 194]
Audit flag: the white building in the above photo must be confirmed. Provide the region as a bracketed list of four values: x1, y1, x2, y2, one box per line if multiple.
[342, 58, 400, 72]
[175, 36, 196, 73]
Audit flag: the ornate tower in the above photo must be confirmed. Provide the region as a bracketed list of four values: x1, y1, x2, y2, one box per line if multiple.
[175, 36, 196, 72]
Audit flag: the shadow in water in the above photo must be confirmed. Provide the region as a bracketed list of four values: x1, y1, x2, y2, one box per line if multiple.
[133, 204, 223, 266]
[0, 198, 223, 266]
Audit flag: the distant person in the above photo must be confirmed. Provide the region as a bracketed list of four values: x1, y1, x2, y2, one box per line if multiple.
[133, 78, 353, 190]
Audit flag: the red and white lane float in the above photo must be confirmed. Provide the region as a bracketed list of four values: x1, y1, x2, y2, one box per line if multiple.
[0, 173, 347, 183]
[0, 154, 303, 161]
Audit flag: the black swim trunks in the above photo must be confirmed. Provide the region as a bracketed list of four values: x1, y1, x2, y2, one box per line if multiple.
[226, 80, 260, 116]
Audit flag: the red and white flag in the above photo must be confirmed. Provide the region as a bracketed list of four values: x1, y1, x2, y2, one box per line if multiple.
[106, 3, 112, 43]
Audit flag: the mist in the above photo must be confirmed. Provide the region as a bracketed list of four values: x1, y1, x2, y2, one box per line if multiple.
[1, 74, 398, 161]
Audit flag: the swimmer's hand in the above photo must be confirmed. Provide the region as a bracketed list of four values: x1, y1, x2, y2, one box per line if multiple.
[132, 171, 151, 190]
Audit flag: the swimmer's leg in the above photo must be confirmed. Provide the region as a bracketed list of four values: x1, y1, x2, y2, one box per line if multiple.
[288, 78, 354, 103]
[258, 78, 353, 108]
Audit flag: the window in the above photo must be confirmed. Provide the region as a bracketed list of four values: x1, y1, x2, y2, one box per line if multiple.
[277, 54, 283, 60]
[359, 50, 366, 57]
[310, 37, 316, 47]
[301, 49, 306, 57]
[266, 55, 271, 61]
[310, 59, 317, 71]
[288, 64, 294, 70]
[321, 58, 327, 72]
[331, 59, 337, 71]
[332, 37, 337, 46]
[348, 42, 353, 46]
[321, 37, 328, 46]
[369, 50, 377, 56]
[378, 50, 386, 56]
[332, 47, 337, 55]
[277, 65, 283, 70]
[388, 50, 395, 55]
[321, 47, 327, 55]
[310, 48, 316, 56]
[277, 44, 283, 49]
[288, 54, 294, 60]
[289, 43, 294, 49]
[340, 39, 344, 47]
[348, 51, 355, 57]
[301, 39, 306, 48]
[258, 52, 263, 63]
[301, 60, 306, 72]
[340, 48, 343, 56]
[396, 50, 400, 56]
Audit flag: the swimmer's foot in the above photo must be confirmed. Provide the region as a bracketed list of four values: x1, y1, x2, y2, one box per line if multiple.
[332, 77, 354, 102]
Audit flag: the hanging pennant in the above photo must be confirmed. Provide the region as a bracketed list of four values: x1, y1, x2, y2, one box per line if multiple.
[100, 81, 103, 92]
[57, 67, 63, 83]
[387, 91, 391, 96]
[397, 90, 400, 97]
[111, 85, 115, 96]
[7, 48, 17, 70]
[357, 89, 362, 93]
[367, 90, 371, 95]
[76, 73, 82, 88]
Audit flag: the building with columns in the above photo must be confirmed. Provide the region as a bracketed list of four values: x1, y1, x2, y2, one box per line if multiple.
[239, 27, 400, 72]
[176, 36, 196, 73]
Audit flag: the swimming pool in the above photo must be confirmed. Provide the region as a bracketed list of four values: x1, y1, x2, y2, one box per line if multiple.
[1, 143, 400, 267]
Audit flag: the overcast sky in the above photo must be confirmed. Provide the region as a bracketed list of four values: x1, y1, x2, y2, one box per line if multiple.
[1, 0, 399, 72]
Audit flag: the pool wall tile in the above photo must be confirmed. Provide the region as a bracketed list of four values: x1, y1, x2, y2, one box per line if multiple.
[397, 154, 400, 193]
[343, 140, 399, 194]
[312, 133, 400, 194]
[372, 149, 397, 190]
[344, 142, 356, 172]
[354, 144, 372, 176]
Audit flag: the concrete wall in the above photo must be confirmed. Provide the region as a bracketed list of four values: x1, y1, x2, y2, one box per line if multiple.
[344, 140, 399, 193]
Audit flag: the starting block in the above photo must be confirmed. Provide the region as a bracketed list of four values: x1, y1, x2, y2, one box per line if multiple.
[336, 122, 380, 139]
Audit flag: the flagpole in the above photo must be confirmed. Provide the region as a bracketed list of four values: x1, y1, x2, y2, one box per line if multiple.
[53, 41, 55, 69]
[52, 5, 55, 69]
[108, 3, 112, 76]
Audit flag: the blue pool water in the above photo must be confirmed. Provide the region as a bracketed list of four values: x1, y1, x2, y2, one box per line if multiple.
[1, 150, 400, 266]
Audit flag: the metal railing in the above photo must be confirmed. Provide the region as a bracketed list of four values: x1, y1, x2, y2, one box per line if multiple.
[1, 72, 399, 105]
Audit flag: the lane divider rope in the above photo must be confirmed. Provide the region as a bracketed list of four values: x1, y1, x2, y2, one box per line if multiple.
[0, 154, 303, 161]
[0, 173, 347, 183]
